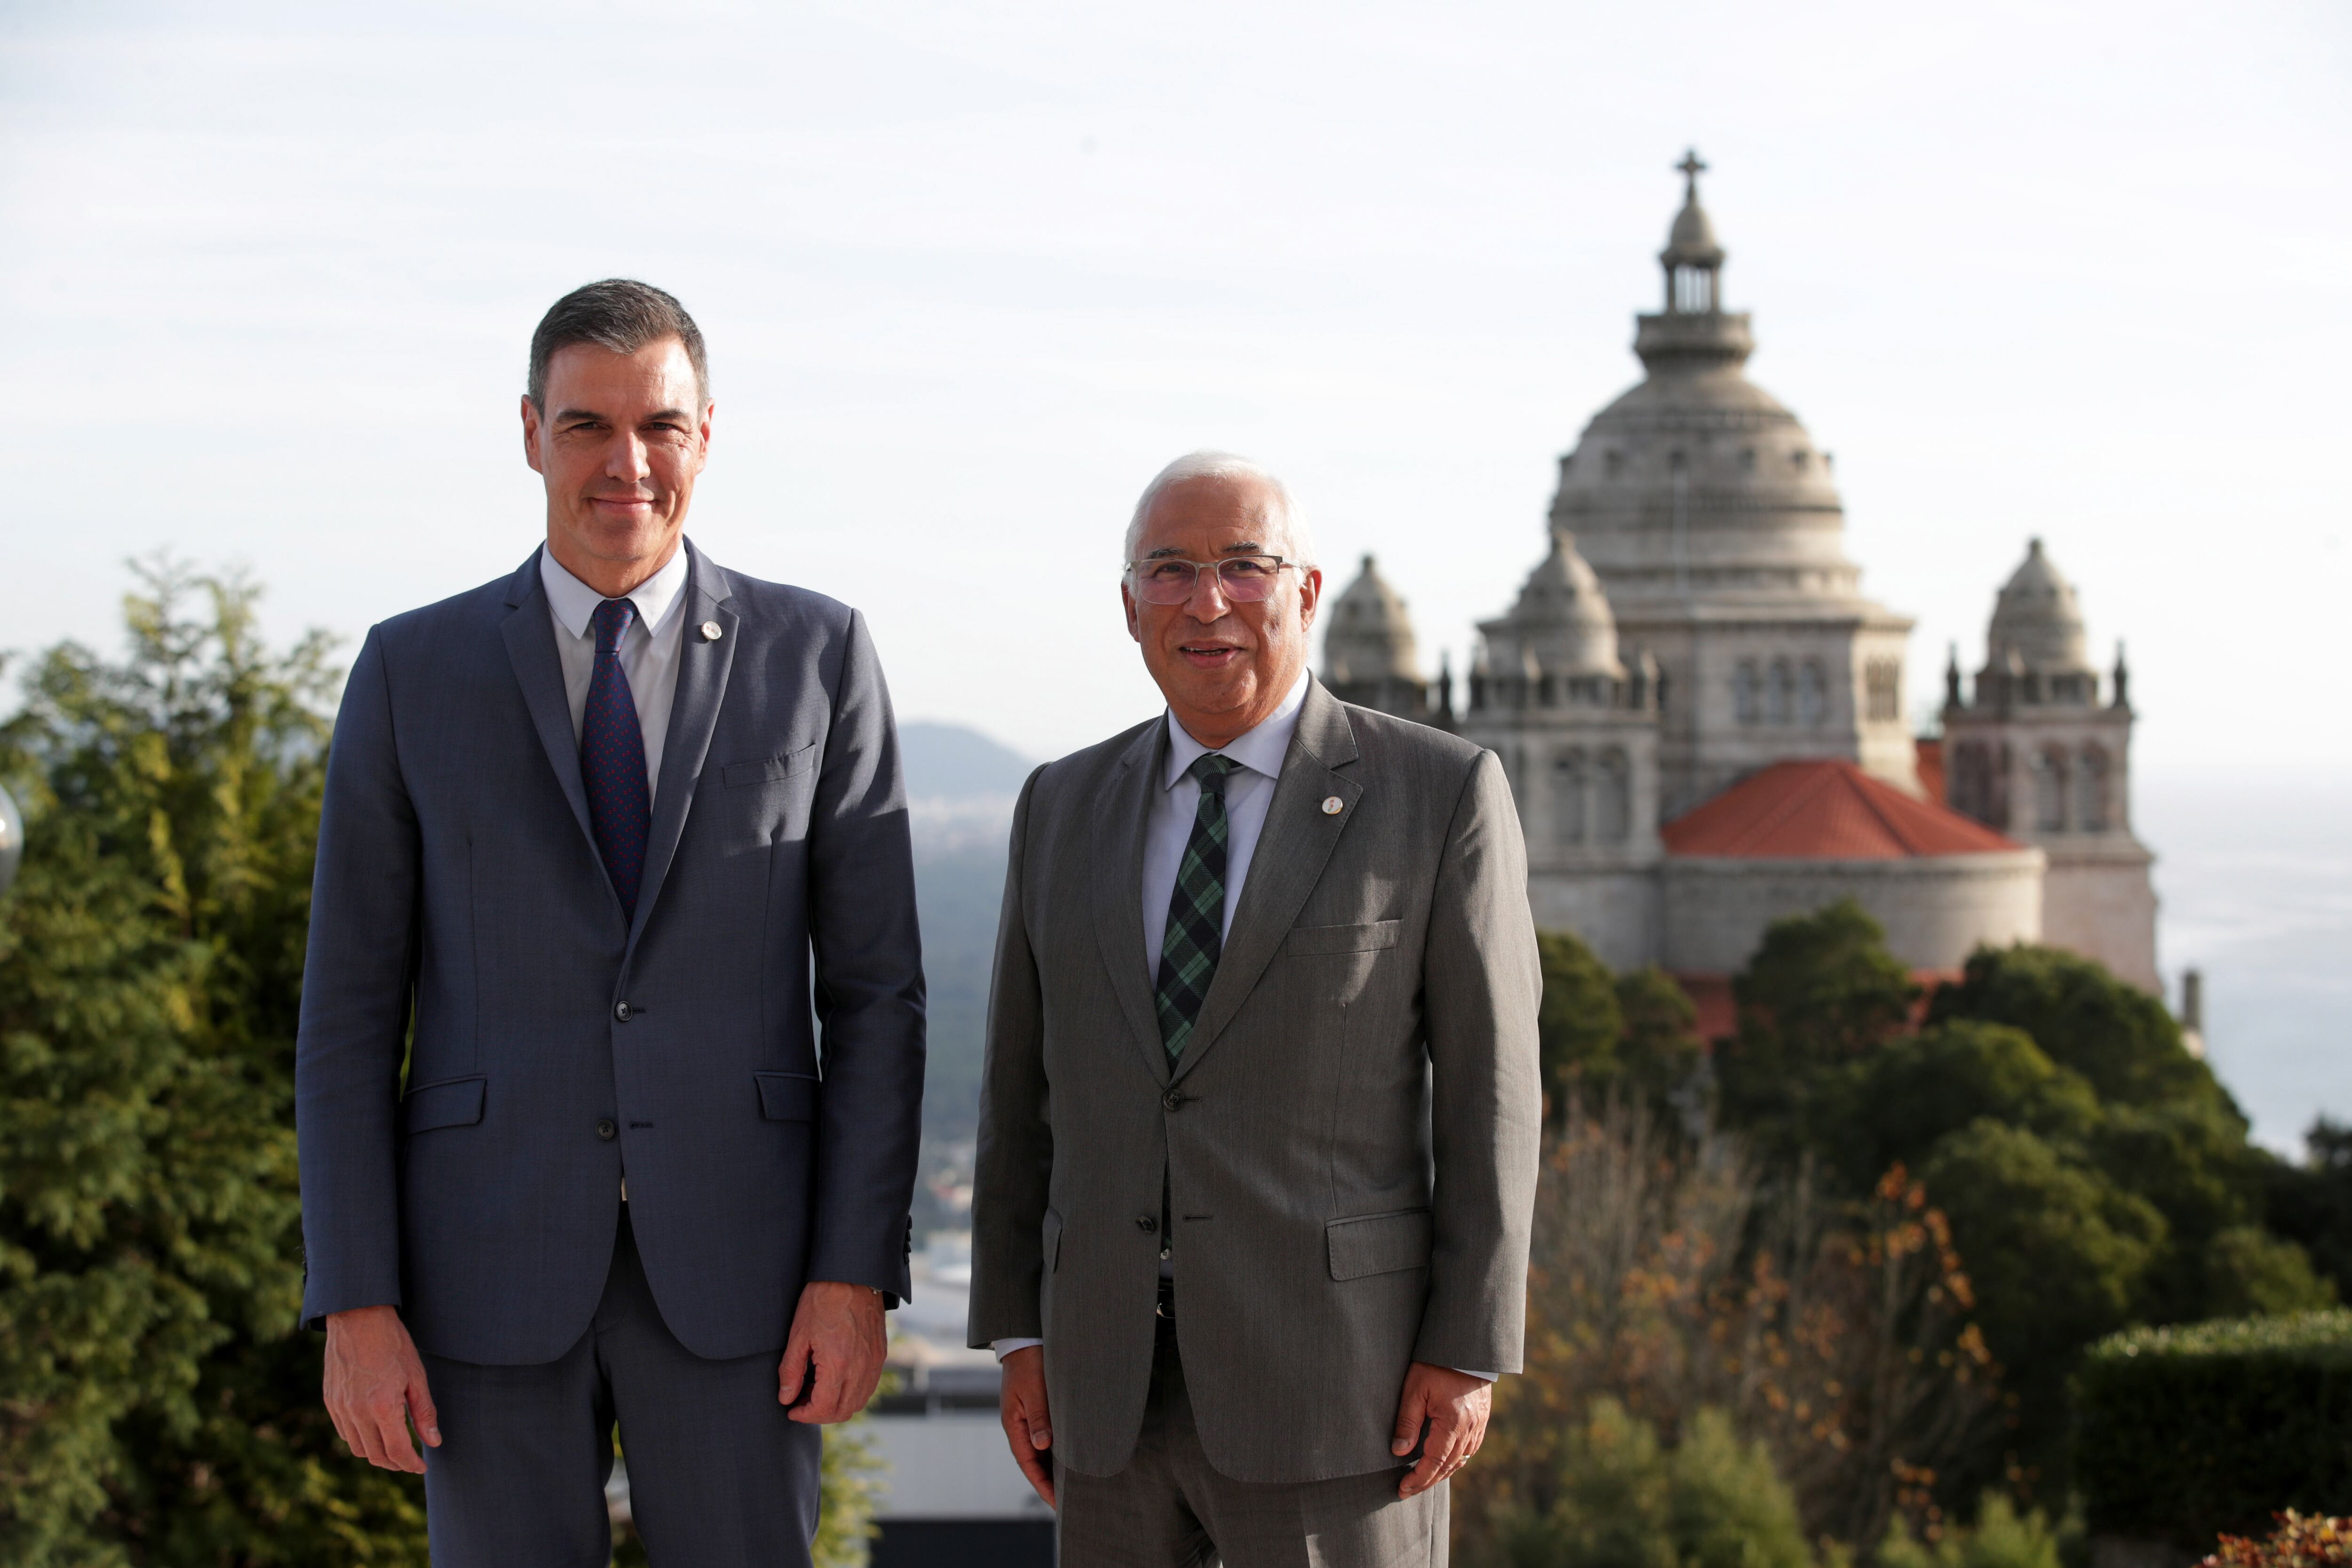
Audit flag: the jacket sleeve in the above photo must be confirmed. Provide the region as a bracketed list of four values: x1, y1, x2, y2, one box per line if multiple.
[803, 610, 928, 1303]
[965, 766, 1050, 1346]
[1413, 748, 1543, 1375]
[295, 627, 421, 1329]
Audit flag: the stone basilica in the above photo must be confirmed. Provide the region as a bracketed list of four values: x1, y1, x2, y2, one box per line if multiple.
[1320, 154, 2160, 993]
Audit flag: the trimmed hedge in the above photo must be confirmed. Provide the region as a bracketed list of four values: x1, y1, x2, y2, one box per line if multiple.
[2077, 1310, 2352, 1547]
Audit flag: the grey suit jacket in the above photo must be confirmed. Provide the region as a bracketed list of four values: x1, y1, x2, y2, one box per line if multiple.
[967, 678, 1541, 1484]
[296, 542, 925, 1365]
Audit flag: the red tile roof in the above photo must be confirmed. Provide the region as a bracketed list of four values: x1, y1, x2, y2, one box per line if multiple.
[1661, 759, 2022, 860]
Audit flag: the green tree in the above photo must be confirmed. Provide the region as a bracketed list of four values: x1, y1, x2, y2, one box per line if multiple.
[1933, 947, 2329, 1327]
[1537, 930, 1623, 1108]
[1476, 1400, 1817, 1568]
[1925, 945, 2207, 1111]
[1825, 1021, 2100, 1195]
[1878, 1495, 2063, 1568]
[1533, 932, 1704, 1118]
[1716, 900, 1917, 1158]
[2265, 1118, 2352, 1301]
[1613, 967, 1704, 1112]
[0, 563, 427, 1563]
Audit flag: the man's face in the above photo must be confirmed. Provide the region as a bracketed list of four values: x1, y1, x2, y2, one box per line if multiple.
[1122, 474, 1323, 742]
[522, 337, 710, 578]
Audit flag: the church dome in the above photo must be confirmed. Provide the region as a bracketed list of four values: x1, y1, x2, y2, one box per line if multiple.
[1323, 554, 1421, 684]
[1549, 153, 1863, 610]
[1986, 538, 2092, 673]
[1480, 529, 1623, 677]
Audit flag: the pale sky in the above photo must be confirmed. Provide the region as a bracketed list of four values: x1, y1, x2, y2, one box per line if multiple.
[3, 2, 2347, 1138]
[6, 0, 2345, 775]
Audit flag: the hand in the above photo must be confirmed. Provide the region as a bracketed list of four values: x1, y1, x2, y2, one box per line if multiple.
[998, 1346, 1056, 1509]
[778, 1281, 888, 1423]
[323, 1305, 440, 1473]
[1391, 1362, 1490, 1499]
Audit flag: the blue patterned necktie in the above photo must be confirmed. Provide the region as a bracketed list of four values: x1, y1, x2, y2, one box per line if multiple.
[582, 597, 652, 919]
[1155, 753, 1242, 1059]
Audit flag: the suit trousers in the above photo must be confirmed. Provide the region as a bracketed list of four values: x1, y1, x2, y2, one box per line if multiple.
[418, 1206, 820, 1568]
[1056, 1314, 1448, 1568]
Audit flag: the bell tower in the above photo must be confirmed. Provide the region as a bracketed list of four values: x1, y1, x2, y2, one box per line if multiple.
[1942, 539, 2158, 989]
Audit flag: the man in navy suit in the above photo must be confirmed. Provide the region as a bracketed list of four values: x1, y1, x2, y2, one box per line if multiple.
[295, 279, 925, 1565]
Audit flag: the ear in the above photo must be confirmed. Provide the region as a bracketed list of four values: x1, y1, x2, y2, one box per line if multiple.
[1121, 581, 1143, 645]
[521, 395, 546, 475]
[1295, 565, 1324, 633]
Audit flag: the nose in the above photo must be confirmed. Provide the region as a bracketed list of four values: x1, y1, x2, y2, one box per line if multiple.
[1182, 564, 1232, 622]
[607, 431, 652, 485]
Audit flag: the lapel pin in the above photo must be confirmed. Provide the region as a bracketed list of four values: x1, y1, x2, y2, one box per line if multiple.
[1321, 796, 1344, 815]
[700, 620, 723, 642]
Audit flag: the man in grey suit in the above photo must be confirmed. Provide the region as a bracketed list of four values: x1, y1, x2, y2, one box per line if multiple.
[968, 453, 1542, 1566]
[296, 280, 924, 1565]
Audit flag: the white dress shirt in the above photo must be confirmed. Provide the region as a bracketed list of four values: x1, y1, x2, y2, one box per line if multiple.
[1139, 668, 1311, 975]
[540, 544, 691, 800]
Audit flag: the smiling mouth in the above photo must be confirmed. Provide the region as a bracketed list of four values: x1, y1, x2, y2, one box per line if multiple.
[1178, 642, 1244, 664]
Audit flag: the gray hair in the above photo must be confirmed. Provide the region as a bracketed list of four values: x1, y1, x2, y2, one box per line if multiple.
[1124, 451, 1318, 569]
[528, 279, 709, 411]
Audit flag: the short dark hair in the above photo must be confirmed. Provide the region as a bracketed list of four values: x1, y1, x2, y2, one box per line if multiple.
[527, 279, 709, 410]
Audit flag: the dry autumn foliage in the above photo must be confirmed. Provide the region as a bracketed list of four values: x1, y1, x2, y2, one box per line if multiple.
[1456, 1091, 2006, 1556]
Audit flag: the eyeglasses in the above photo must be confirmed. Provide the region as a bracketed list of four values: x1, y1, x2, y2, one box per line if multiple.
[1125, 554, 1300, 605]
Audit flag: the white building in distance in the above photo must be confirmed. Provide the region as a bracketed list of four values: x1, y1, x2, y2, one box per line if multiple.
[1323, 153, 2159, 993]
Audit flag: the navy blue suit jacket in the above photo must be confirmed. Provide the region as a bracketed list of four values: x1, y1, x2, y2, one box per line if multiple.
[296, 541, 925, 1364]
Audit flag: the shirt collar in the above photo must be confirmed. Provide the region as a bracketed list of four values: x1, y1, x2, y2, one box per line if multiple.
[1163, 669, 1312, 789]
[539, 541, 691, 641]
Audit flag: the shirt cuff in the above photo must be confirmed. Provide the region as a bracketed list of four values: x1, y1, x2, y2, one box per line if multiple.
[1454, 1369, 1498, 1382]
[992, 1337, 1043, 1361]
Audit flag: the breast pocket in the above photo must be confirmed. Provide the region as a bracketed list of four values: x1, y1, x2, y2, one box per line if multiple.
[1283, 920, 1402, 957]
[722, 742, 819, 789]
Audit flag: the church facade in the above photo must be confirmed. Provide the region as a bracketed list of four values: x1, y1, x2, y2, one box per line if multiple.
[1320, 155, 2160, 990]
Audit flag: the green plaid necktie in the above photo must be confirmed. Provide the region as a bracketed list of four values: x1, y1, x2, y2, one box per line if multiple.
[1155, 752, 1243, 1060]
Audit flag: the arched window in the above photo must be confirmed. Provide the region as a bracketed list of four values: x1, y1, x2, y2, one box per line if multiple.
[1798, 661, 1828, 727]
[1552, 750, 1588, 845]
[2034, 747, 2069, 832]
[1597, 749, 1632, 844]
[1767, 661, 1793, 725]
[1734, 661, 1760, 724]
[1864, 660, 1904, 722]
[2078, 746, 2110, 831]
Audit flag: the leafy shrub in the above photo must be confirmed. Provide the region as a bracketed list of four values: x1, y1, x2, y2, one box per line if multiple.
[1475, 1400, 1815, 1568]
[2077, 1312, 2352, 1550]
[1880, 1495, 2063, 1568]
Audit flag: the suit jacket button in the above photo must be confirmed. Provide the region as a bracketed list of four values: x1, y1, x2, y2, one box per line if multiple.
[596, 1119, 618, 1141]
[614, 1001, 632, 1022]
[1135, 1214, 1157, 1234]
[1162, 1090, 1184, 1112]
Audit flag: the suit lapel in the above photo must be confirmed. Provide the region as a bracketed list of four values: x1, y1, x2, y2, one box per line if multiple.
[1093, 720, 1174, 1088]
[1172, 680, 1362, 1085]
[499, 551, 604, 883]
[628, 541, 739, 952]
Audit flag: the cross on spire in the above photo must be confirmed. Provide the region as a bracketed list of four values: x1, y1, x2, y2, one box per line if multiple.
[1676, 148, 1707, 200]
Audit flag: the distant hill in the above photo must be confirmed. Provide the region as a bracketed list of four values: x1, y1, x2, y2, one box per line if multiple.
[899, 720, 1036, 800]
[897, 721, 1034, 1140]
